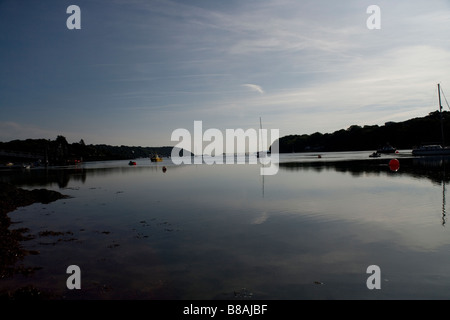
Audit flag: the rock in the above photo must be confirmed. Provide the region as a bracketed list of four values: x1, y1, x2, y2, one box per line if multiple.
[0, 182, 70, 215]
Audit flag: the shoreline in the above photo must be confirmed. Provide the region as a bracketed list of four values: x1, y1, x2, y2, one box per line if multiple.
[0, 182, 70, 299]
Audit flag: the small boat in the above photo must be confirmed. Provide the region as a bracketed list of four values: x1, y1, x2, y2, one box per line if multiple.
[150, 154, 163, 162]
[67, 158, 83, 165]
[412, 83, 450, 156]
[369, 152, 381, 158]
[3, 163, 32, 170]
[128, 161, 137, 166]
[412, 144, 450, 156]
[377, 144, 397, 154]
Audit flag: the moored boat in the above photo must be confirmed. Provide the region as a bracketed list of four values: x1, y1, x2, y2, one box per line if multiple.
[412, 83, 450, 156]
[150, 154, 163, 162]
[412, 144, 450, 156]
[376, 144, 397, 154]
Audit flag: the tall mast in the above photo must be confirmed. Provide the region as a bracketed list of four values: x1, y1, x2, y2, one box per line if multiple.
[439, 83, 445, 146]
[259, 116, 263, 152]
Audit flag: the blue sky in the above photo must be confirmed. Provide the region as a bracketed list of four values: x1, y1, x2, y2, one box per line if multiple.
[1, 0, 450, 148]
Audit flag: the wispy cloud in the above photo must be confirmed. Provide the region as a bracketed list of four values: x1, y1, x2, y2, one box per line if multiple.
[242, 84, 264, 94]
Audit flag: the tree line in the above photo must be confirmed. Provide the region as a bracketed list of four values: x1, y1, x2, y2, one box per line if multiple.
[0, 136, 181, 165]
[2, 110, 449, 164]
[276, 111, 450, 153]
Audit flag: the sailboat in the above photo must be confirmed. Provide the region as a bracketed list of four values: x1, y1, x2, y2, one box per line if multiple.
[257, 117, 271, 158]
[412, 83, 450, 156]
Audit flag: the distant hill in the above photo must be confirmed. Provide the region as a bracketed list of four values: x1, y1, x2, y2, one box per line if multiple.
[0, 136, 191, 165]
[276, 111, 450, 153]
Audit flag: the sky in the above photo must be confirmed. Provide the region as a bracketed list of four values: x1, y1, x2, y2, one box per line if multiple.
[1, 0, 450, 149]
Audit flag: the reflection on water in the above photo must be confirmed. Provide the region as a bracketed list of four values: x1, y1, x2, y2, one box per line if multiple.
[2, 152, 450, 299]
[0, 159, 179, 188]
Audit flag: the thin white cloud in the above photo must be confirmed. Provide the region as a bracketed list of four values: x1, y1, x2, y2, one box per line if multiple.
[242, 83, 264, 94]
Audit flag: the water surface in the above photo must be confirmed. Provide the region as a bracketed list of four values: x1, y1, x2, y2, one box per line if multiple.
[2, 151, 450, 299]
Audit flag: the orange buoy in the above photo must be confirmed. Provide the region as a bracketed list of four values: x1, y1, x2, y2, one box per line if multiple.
[389, 159, 400, 172]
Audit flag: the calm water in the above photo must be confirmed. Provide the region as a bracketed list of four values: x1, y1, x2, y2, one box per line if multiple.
[2, 151, 450, 299]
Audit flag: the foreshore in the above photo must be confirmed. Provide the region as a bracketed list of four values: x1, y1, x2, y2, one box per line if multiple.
[0, 182, 69, 299]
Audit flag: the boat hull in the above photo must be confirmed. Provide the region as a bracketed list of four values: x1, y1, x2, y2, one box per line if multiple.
[412, 145, 450, 156]
[376, 147, 397, 154]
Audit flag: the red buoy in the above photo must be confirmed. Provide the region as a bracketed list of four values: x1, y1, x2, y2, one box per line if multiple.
[389, 159, 400, 172]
